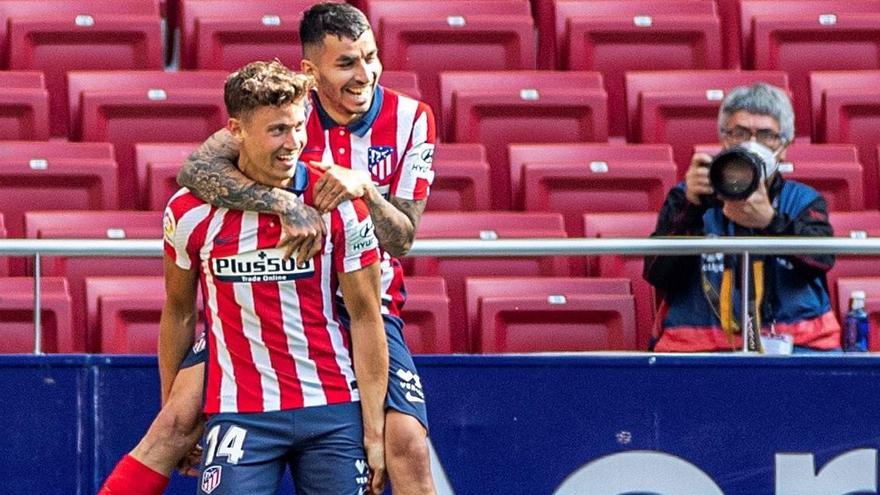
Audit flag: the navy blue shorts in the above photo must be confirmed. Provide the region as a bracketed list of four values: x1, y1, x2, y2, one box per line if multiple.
[184, 314, 429, 430]
[198, 402, 368, 495]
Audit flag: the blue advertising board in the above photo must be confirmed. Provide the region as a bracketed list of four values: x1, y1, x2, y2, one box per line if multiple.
[1, 354, 879, 494]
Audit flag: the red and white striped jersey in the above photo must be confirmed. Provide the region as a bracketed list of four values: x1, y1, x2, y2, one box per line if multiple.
[301, 86, 436, 317]
[163, 164, 380, 414]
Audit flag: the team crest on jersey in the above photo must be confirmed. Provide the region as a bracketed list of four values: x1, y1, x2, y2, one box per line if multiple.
[211, 247, 314, 283]
[368, 145, 395, 182]
[201, 466, 222, 494]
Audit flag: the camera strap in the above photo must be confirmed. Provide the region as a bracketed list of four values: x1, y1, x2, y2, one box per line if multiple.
[703, 257, 765, 352]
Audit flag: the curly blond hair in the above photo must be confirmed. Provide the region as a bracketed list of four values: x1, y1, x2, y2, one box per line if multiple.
[224, 60, 313, 119]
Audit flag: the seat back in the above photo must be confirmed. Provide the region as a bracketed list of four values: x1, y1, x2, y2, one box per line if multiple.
[178, 0, 318, 68]
[25, 211, 164, 352]
[626, 70, 789, 173]
[0, 71, 49, 140]
[583, 212, 660, 350]
[69, 71, 228, 208]
[743, 0, 880, 135]
[555, 0, 721, 136]
[827, 210, 880, 314]
[375, 0, 535, 127]
[399, 276, 451, 354]
[443, 71, 608, 209]
[0, 277, 73, 353]
[466, 276, 635, 352]
[413, 212, 569, 351]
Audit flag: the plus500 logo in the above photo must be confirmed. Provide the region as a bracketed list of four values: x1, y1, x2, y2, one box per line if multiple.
[553, 449, 879, 495]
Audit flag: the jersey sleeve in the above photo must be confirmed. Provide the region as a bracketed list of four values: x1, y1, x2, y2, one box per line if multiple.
[330, 198, 380, 273]
[163, 190, 210, 271]
[390, 101, 436, 201]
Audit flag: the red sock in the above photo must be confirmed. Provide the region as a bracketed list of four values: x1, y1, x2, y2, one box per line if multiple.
[98, 454, 170, 495]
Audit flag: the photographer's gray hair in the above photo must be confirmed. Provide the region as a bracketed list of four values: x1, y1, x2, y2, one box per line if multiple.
[717, 83, 795, 144]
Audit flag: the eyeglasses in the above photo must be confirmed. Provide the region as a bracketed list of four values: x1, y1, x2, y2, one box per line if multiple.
[721, 126, 784, 147]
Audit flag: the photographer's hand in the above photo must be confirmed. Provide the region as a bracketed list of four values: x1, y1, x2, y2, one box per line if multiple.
[684, 153, 714, 205]
[722, 180, 775, 228]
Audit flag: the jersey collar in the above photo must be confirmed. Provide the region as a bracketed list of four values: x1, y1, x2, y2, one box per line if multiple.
[284, 161, 310, 196]
[311, 85, 384, 138]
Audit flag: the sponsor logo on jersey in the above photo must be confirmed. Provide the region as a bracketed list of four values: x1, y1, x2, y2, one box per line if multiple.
[211, 248, 314, 283]
[348, 218, 378, 253]
[368, 145, 395, 181]
[406, 143, 435, 179]
[201, 465, 222, 494]
[163, 208, 176, 244]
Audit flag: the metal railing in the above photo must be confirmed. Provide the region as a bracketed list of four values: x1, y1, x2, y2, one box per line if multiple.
[4, 236, 880, 354]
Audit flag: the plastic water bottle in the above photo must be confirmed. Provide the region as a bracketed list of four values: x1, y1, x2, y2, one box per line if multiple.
[843, 290, 870, 352]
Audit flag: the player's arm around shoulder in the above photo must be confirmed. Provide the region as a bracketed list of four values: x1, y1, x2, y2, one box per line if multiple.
[333, 198, 387, 494]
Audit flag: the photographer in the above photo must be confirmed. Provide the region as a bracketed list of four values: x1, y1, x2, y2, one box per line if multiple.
[644, 83, 841, 353]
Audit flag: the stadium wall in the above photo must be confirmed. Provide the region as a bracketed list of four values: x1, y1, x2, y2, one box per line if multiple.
[1, 354, 879, 495]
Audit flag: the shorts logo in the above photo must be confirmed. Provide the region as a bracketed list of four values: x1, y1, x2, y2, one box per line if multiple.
[201, 465, 222, 494]
[355, 458, 369, 493]
[192, 335, 206, 354]
[396, 368, 425, 403]
[368, 146, 395, 182]
[211, 248, 314, 283]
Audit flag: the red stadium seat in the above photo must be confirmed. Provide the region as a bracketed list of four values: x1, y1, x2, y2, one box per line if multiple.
[193, 15, 302, 70]
[380, 71, 422, 100]
[178, 0, 319, 69]
[7, 9, 163, 137]
[399, 277, 452, 354]
[0, 71, 49, 140]
[373, 0, 535, 124]
[465, 277, 635, 353]
[0, 213, 6, 277]
[827, 210, 880, 315]
[442, 71, 608, 209]
[68, 71, 228, 209]
[84, 276, 165, 354]
[134, 143, 199, 210]
[745, 0, 880, 135]
[836, 277, 880, 351]
[810, 72, 880, 141]
[427, 144, 491, 211]
[694, 142, 863, 211]
[0, 1, 158, 67]
[25, 211, 164, 352]
[508, 142, 674, 211]
[819, 88, 880, 211]
[555, 0, 722, 136]
[0, 277, 74, 353]
[626, 70, 789, 174]
[412, 212, 569, 352]
[0, 141, 118, 275]
[509, 143, 675, 234]
[583, 212, 659, 350]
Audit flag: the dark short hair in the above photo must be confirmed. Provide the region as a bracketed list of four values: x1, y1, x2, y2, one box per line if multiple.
[300, 2, 371, 55]
[224, 60, 312, 119]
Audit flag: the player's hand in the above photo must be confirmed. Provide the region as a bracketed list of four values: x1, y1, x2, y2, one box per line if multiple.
[176, 444, 203, 477]
[684, 152, 714, 206]
[364, 437, 387, 494]
[276, 192, 326, 266]
[311, 161, 372, 213]
[722, 179, 775, 229]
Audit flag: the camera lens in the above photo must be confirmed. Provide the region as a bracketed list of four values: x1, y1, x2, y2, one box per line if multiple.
[709, 147, 762, 201]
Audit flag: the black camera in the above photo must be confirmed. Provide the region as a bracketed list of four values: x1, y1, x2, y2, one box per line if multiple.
[707, 142, 778, 201]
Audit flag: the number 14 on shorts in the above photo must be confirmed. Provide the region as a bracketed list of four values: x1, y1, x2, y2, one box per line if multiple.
[205, 425, 248, 465]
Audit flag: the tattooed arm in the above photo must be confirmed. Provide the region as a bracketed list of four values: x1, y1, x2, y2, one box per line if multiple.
[364, 185, 426, 257]
[177, 128, 325, 263]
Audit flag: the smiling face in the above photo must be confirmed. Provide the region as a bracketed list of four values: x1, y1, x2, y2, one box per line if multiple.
[230, 101, 308, 189]
[302, 29, 382, 126]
